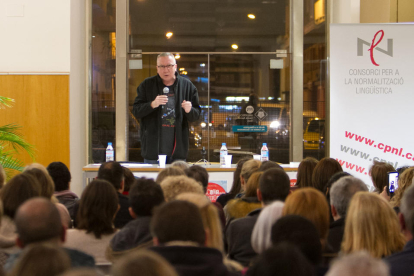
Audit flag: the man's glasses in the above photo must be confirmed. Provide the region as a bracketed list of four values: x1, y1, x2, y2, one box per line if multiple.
[157, 64, 176, 69]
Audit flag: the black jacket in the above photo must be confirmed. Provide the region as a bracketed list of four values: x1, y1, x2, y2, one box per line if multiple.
[385, 239, 414, 276]
[132, 73, 201, 160]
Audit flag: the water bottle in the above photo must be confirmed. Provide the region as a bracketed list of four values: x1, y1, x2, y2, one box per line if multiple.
[106, 142, 114, 162]
[220, 143, 228, 166]
[261, 143, 269, 161]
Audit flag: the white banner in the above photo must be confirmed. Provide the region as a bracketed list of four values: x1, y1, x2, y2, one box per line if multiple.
[330, 24, 414, 188]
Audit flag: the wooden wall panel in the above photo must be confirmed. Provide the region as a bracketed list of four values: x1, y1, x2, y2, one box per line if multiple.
[0, 75, 70, 169]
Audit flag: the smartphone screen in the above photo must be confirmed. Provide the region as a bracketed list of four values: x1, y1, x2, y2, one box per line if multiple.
[388, 172, 399, 195]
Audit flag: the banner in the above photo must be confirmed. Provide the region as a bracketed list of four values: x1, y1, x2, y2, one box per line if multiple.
[330, 24, 414, 188]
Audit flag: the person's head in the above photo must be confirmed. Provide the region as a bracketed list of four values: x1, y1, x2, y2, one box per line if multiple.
[326, 251, 390, 276]
[244, 171, 263, 198]
[228, 157, 251, 196]
[246, 242, 315, 276]
[151, 200, 206, 245]
[240, 159, 261, 191]
[160, 175, 204, 202]
[155, 167, 185, 184]
[1, 173, 41, 219]
[129, 177, 165, 217]
[251, 201, 284, 254]
[46, 162, 71, 192]
[77, 179, 119, 238]
[176, 193, 223, 252]
[24, 168, 55, 199]
[15, 198, 63, 247]
[390, 166, 414, 208]
[0, 163, 6, 189]
[369, 161, 395, 192]
[330, 176, 368, 220]
[185, 165, 209, 193]
[296, 157, 318, 188]
[282, 187, 330, 241]
[171, 160, 190, 170]
[157, 53, 177, 85]
[259, 168, 290, 204]
[312, 157, 343, 192]
[400, 184, 414, 237]
[325, 171, 351, 198]
[122, 167, 135, 193]
[97, 161, 124, 191]
[271, 215, 322, 265]
[342, 192, 405, 257]
[8, 243, 71, 276]
[258, 161, 282, 172]
[112, 249, 178, 276]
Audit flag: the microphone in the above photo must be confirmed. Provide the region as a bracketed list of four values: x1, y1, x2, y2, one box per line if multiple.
[163, 87, 169, 94]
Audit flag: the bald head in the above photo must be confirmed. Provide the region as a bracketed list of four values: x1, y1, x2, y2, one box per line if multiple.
[15, 198, 63, 246]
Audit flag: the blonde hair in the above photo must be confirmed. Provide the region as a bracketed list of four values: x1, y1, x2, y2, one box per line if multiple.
[155, 167, 185, 184]
[112, 249, 178, 276]
[390, 167, 414, 208]
[160, 175, 204, 202]
[244, 171, 263, 197]
[342, 192, 405, 258]
[282, 187, 330, 240]
[241, 159, 261, 183]
[176, 193, 223, 252]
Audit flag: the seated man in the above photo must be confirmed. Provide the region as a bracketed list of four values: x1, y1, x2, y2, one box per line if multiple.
[150, 200, 238, 276]
[5, 198, 95, 271]
[47, 161, 79, 220]
[107, 177, 165, 261]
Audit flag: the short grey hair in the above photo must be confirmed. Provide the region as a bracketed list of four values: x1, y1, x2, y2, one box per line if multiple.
[157, 52, 175, 61]
[400, 184, 414, 234]
[330, 176, 368, 218]
[326, 251, 389, 276]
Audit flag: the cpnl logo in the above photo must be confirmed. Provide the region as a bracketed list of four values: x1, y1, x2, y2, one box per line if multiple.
[357, 30, 393, 66]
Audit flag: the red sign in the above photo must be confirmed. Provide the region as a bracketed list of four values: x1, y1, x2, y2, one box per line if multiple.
[206, 183, 226, 202]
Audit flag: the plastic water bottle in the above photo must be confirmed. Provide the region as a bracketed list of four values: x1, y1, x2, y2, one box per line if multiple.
[220, 143, 228, 166]
[106, 142, 114, 162]
[261, 143, 269, 161]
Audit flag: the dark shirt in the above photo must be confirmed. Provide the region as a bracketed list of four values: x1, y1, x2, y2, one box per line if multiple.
[114, 193, 133, 229]
[385, 239, 414, 276]
[326, 217, 345, 253]
[216, 193, 236, 208]
[110, 216, 152, 252]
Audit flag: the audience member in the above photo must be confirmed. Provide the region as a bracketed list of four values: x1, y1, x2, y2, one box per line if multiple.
[171, 160, 190, 170]
[8, 243, 71, 276]
[185, 165, 209, 193]
[258, 160, 282, 172]
[385, 184, 414, 276]
[5, 198, 95, 271]
[66, 180, 118, 264]
[121, 167, 135, 196]
[390, 166, 414, 213]
[150, 200, 238, 276]
[282, 188, 330, 250]
[47, 162, 79, 220]
[25, 167, 71, 228]
[216, 157, 250, 208]
[327, 251, 390, 276]
[97, 161, 132, 228]
[251, 201, 284, 254]
[235, 159, 261, 198]
[369, 161, 395, 193]
[0, 173, 40, 253]
[296, 157, 318, 188]
[107, 178, 165, 261]
[246, 242, 315, 276]
[312, 157, 343, 193]
[328, 176, 368, 252]
[226, 171, 263, 222]
[111, 249, 178, 276]
[342, 192, 405, 258]
[225, 168, 290, 267]
[160, 175, 204, 202]
[155, 167, 185, 185]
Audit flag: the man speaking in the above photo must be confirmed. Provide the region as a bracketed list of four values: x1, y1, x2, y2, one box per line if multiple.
[133, 53, 201, 164]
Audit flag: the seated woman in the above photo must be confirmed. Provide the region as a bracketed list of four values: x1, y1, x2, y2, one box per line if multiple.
[369, 161, 395, 193]
[65, 179, 119, 264]
[341, 191, 405, 258]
